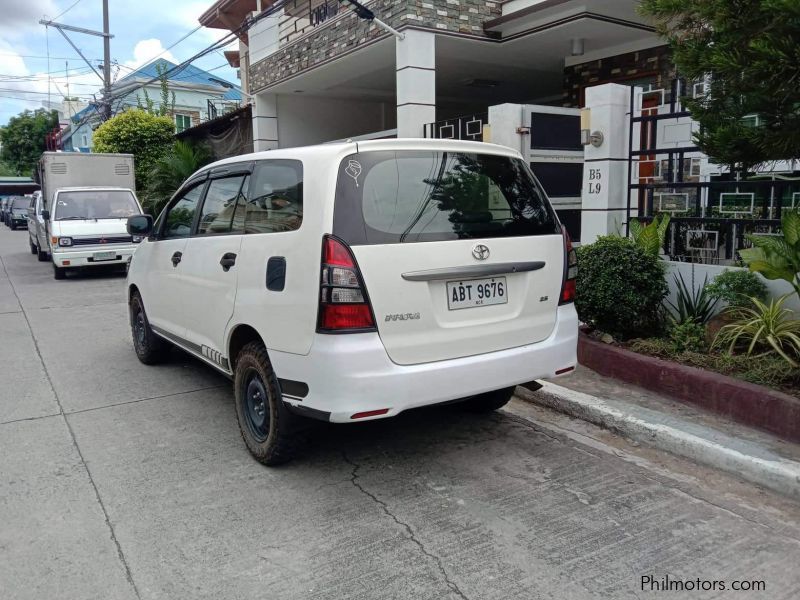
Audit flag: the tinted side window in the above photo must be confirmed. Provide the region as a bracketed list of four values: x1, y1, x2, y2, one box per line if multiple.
[197, 175, 246, 235]
[163, 185, 203, 239]
[244, 160, 303, 234]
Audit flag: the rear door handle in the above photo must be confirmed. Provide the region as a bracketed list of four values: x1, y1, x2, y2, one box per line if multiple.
[171, 251, 182, 267]
[220, 252, 237, 272]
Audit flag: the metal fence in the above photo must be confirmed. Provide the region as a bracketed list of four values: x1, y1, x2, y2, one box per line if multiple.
[279, 0, 340, 45]
[626, 81, 796, 263]
[423, 113, 488, 141]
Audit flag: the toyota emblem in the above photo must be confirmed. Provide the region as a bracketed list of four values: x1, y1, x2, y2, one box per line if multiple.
[472, 244, 490, 261]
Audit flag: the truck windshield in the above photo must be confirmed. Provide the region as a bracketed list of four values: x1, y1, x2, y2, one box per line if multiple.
[54, 190, 140, 220]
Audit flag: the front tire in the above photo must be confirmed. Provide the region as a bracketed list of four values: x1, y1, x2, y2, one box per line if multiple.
[129, 292, 169, 364]
[30, 240, 37, 255]
[53, 265, 66, 280]
[37, 246, 48, 261]
[460, 386, 516, 413]
[9, 221, 15, 230]
[234, 342, 298, 466]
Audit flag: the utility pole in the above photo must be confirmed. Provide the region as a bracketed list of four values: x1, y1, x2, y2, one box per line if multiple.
[102, 0, 111, 120]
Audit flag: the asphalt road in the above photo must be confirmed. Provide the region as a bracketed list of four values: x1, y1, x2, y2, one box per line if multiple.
[1, 223, 799, 600]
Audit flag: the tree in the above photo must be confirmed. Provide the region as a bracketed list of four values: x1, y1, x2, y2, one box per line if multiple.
[145, 140, 212, 214]
[92, 109, 175, 193]
[0, 109, 59, 176]
[640, 0, 800, 172]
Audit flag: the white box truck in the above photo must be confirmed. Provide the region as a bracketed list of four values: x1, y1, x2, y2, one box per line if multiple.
[36, 152, 144, 279]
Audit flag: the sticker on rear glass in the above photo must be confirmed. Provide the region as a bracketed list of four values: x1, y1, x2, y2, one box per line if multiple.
[345, 160, 362, 187]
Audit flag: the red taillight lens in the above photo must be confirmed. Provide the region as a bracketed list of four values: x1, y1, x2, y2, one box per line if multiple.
[318, 235, 376, 332]
[559, 227, 577, 305]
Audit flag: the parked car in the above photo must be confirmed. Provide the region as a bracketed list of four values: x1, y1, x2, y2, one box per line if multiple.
[7, 196, 29, 230]
[1, 197, 10, 226]
[46, 187, 144, 279]
[27, 191, 49, 261]
[125, 139, 579, 465]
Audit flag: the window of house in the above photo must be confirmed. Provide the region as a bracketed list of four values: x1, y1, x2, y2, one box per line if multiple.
[243, 161, 303, 234]
[175, 114, 192, 133]
[81, 134, 88, 147]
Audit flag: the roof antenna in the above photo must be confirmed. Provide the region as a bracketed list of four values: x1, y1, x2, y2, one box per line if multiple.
[339, 0, 405, 40]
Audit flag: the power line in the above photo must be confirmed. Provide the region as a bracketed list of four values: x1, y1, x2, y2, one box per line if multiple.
[52, 0, 87, 21]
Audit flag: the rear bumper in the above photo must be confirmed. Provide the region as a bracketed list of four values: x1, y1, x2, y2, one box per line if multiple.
[270, 304, 579, 423]
[52, 245, 137, 267]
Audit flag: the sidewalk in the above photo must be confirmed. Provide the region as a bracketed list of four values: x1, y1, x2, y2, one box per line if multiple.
[515, 367, 800, 499]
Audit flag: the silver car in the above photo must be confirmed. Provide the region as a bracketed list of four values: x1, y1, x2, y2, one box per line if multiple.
[27, 191, 49, 261]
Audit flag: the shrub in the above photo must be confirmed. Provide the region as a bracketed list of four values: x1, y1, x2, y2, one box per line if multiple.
[629, 214, 670, 256]
[575, 236, 668, 340]
[713, 295, 800, 367]
[705, 269, 769, 308]
[669, 320, 707, 354]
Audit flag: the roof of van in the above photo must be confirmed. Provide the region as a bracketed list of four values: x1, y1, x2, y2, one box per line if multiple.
[198, 138, 523, 175]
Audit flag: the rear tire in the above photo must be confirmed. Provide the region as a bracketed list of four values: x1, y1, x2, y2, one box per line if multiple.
[234, 341, 298, 466]
[129, 291, 169, 365]
[37, 247, 48, 262]
[460, 386, 516, 413]
[53, 265, 66, 280]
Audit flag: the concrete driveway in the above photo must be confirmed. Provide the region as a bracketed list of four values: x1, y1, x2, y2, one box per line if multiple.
[1, 224, 799, 600]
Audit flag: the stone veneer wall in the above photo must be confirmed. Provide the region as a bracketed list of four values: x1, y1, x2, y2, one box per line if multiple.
[249, 0, 501, 92]
[562, 45, 675, 107]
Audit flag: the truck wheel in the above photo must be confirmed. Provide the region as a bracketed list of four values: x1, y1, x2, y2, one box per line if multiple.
[460, 386, 516, 413]
[129, 292, 169, 365]
[37, 247, 48, 262]
[30, 240, 37, 255]
[234, 341, 298, 466]
[53, 265, 66, 280]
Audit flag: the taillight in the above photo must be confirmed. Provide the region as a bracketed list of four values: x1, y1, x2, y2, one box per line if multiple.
[317, 235, 376, 332]
[560, 226, 577, 305]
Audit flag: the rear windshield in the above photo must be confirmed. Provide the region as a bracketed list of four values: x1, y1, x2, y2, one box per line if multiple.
[333, 150, 560, 244]
[10, 198, 28, 209]
[54, 190, 140, 220]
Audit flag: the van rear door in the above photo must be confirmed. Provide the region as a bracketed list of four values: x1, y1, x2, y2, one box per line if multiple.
[333, 149, 565, 366]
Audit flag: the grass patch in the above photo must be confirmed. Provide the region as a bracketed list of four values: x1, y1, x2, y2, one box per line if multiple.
[629, 337, 800, 396]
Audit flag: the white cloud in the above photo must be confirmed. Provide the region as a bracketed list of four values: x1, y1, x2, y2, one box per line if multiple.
[1, 0, 58, 35]
[123, 39, 178, 71]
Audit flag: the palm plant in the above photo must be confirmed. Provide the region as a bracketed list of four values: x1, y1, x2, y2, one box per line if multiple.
[739, 210, 800, 297]
[145, 141, 212, 215]
[629, 214, 671, 256]
[713, 295, 800, 367]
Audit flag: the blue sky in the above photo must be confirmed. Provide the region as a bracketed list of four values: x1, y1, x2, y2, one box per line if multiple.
[0, 0, 239, 126]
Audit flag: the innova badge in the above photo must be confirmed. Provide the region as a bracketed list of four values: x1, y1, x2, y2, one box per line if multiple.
[472, 244, 490, 261]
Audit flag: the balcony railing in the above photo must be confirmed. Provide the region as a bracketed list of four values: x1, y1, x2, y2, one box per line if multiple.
[279, 0, 341, 46]
[423, 113, 489, 141]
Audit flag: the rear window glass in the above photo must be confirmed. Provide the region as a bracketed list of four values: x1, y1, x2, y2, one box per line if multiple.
[333, 151, 560, 244]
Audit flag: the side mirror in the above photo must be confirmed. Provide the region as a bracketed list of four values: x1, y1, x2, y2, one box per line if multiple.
[127, 214, 154, 237]
[41, 209, 50, 220]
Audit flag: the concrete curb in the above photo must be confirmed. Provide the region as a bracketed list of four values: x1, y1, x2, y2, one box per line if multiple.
[515, 381, 800, 499]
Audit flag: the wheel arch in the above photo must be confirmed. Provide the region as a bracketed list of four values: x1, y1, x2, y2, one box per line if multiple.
[227, 324, 267, 371]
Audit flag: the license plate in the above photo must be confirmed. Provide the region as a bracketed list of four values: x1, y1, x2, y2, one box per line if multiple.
[447, 277, 507, 310]
[93, 251, 117, 261]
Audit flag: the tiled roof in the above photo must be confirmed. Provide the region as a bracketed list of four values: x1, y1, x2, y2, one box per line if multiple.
[117, 58, 242, 100]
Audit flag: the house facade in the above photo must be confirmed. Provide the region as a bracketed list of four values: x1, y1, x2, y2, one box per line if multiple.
[200, 0, 672, 150]
[61, 59, 243, 152]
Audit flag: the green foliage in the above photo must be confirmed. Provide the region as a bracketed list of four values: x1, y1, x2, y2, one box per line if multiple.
[93, 109, 176, 192]
[713, 295, 800, 367]
[667, 269, 718, 325]
[669, 320, 707, 354]
[739, 210, 800, 296]
[630, 337, 800, 393]
[145, 141, 213, 215]
[639, 0, 800, 170]
[575, 236, 669, 340]
[704, 269, 769, 308]
[0, 108, 59, 176]
[629, 214, 670, 256]
[136, 63, 177, 117]
[0, 160, 17, 176]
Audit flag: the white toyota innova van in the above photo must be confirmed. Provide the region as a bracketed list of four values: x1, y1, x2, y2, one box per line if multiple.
[126, 139, 578, 465]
